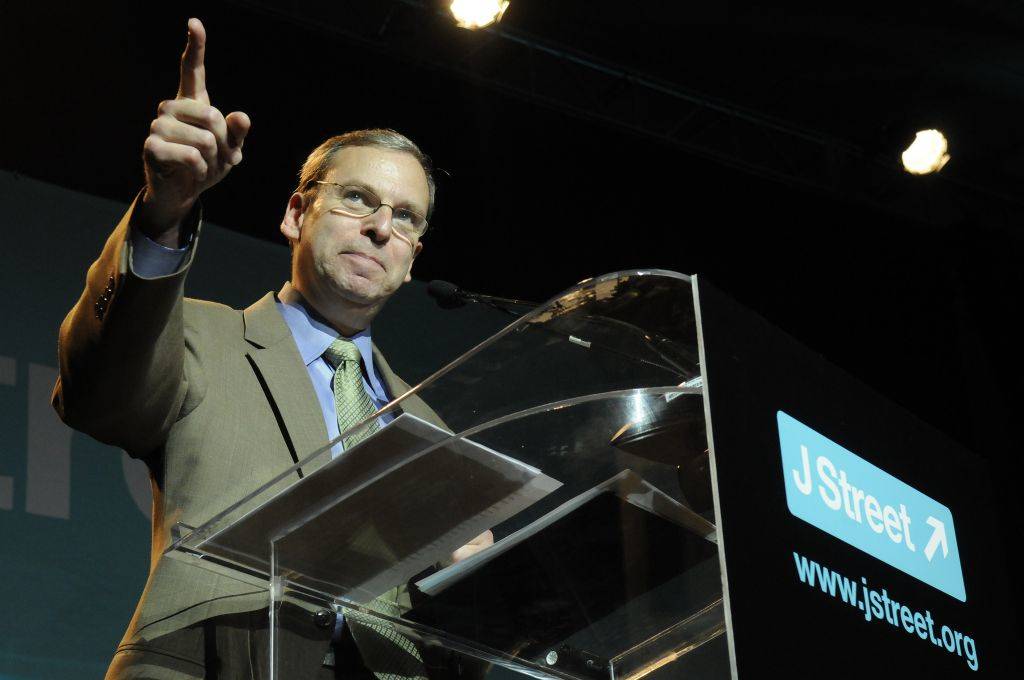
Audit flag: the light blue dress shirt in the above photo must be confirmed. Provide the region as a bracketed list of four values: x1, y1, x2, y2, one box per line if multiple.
[276, 282, 395, 458]
[129, 228, 394, 459]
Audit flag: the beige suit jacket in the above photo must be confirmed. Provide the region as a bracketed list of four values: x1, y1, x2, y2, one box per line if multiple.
[52, 198, 447, 658]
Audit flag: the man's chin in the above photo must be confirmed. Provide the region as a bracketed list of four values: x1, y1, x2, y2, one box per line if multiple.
[327, 277, 392, 308]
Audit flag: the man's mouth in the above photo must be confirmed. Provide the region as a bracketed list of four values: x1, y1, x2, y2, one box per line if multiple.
[341, 251, 385, 270]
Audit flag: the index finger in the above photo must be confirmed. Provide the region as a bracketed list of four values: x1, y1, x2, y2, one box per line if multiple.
[177, 18, 208, 103]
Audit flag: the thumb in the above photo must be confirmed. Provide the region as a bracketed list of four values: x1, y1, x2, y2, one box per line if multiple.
[225, 111, 251, 163]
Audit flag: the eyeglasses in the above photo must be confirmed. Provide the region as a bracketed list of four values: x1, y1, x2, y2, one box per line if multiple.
[314, 181, 428, 241]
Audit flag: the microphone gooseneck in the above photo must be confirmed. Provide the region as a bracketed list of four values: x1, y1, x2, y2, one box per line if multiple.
[426, 280, 536, 315]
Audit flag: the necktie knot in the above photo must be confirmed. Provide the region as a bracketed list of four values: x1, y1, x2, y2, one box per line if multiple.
[323, 337, 362, 369]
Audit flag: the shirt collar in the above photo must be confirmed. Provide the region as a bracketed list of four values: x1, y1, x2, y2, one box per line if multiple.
[276, 282, 378, 379]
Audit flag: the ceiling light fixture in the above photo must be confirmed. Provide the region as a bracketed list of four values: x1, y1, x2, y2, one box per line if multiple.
[901, 129, 950, 175]
[449, 0, 509, 29]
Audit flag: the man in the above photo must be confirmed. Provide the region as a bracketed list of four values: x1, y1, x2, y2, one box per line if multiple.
[52, 18, 490, 679]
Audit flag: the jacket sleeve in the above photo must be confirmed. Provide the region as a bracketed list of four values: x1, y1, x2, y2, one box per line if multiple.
[51, 194, 204, 457]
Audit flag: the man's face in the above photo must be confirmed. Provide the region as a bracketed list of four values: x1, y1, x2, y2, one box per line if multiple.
[286, 146, 428, 311]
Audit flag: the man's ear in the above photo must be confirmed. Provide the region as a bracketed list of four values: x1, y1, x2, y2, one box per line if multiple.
[280, 192, 307, 243]
[403, 241, 423, 283]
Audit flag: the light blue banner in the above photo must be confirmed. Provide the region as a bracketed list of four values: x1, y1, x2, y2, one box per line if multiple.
[778, 410, 965, 602]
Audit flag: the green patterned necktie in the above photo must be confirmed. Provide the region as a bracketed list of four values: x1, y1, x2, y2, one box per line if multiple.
[322, 338, 427, 679]
[323, 337, 380, 449]
[344, 600, 429, 680]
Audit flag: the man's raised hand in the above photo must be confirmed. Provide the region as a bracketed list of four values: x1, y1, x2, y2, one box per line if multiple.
[139, 18, 250, 245]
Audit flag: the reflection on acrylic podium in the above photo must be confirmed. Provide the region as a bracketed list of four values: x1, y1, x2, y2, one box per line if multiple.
[168, 271, 733, 680]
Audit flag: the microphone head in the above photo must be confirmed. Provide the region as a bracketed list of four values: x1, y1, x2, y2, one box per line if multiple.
[427, 280, 467, 309]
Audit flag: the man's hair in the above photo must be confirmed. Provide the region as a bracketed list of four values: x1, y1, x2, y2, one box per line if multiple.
[294, 128, 436, 219]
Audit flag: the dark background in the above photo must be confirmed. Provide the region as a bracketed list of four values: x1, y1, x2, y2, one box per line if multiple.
[4, 0, 1021, 610]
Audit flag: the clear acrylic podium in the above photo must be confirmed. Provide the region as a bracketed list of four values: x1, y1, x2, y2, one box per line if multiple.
[168, 270, 730, 680]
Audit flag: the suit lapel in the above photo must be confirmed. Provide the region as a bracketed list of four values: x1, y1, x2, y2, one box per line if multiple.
[372, 345, 449, 431]
[243, 292, 331, 476]
[372, 344, 412, 403]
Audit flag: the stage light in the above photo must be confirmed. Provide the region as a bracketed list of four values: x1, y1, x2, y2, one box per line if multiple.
[449, 0, 509, 29]
[901, 129, 950, 175]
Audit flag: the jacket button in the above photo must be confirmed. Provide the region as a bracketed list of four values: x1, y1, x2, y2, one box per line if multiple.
[312, 609, 335, 629]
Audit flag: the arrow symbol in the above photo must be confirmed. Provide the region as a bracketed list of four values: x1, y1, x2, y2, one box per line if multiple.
[924, 517, 948, 562]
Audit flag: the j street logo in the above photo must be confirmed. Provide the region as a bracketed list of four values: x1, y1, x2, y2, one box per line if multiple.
[777, 411, 966, 602]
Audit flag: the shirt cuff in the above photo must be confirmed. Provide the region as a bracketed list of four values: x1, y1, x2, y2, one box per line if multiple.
[129, 226, 192, 278]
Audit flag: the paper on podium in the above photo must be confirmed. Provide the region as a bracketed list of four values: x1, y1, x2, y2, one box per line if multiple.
[199, 413, 562, 603]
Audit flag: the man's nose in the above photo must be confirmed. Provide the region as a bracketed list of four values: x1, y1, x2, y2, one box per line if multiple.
[362, 205, 395, 242]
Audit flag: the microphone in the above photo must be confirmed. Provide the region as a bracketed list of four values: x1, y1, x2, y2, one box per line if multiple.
[427, 280, 537, 316]
[426, 280, 468, 309]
